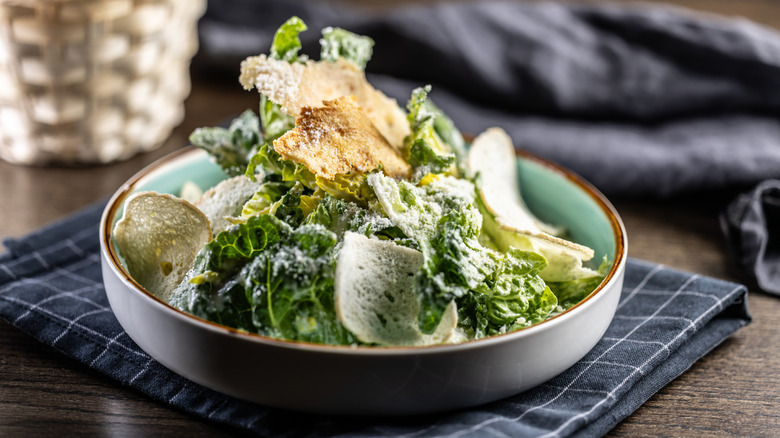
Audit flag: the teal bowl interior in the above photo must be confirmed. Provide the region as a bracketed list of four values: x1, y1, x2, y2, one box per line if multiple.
[517, 152, 616, 268]
[111, 147, 618, 275]
[133, 148, 227, 195]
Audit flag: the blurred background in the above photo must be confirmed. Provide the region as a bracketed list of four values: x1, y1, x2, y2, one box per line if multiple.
[2, 2, 780, 437]
[3, 0, 780, 237]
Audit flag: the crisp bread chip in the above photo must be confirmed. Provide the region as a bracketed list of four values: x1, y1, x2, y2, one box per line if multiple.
[239, 55, 410, 151]
[179, 180, 203, 204]
[113, 191, 212, 302]
[273, 96, 411, 180]
[467, 127, 598, 282]
[468, 127, 564, 237]
[194, 175, 263, 234]
[334, 232, 457, 346]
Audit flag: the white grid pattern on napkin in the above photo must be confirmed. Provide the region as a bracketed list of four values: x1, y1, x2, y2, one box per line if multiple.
[383, 262, 743, 438]
[0, 227, 749, 438]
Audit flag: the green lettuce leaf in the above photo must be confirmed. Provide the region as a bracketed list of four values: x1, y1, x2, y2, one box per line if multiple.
[269, 16, 307, 62]
[368, 173, 551, 334]
[320, 26, 374, 69]
[240, 180, 293, 217]
[368, 173, 557, 334]
[241, 181, 316, 228]
[260, 16, 306, 142]
[271, 183, 308, 227]
[260, 95, 296, 142]
[424, 98, 467, 173]
[547, 257, 609, 310]
[314, 171, 376, 206]
[241, 222, 355, 344]
[415, 203, 498, 333]
[245, 143, 316, 187]
[189, 110, 262, 177]
[305, 194, 403, 241]
[169, 214, 284, 330]
[170, 214, 355, 344]
[457, 249, 557, 338]
[405, 86, 457, 181]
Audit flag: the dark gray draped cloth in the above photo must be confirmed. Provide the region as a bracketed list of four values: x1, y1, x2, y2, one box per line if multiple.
[196, 0, 780, 198]
[195, 0, 780, 296]
[721, 180, 780, 296]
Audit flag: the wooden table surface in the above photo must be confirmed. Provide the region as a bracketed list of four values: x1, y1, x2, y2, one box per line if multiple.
[2, 3, 780, 436]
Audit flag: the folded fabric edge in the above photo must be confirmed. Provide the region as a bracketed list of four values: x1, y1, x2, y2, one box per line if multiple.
[720, 179, 780, 297]
[572, 286, 750, 438]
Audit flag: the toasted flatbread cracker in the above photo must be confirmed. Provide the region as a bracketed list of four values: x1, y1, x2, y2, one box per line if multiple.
[468, 127, 597, 282]
[239, 55, 409, 150]
[113, 191, 212, 302]
[274, 96, 411, 180]
[334, 232, 457, 346]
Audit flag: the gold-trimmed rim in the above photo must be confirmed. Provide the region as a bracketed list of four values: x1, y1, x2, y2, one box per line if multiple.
[100, 145, 627, 356]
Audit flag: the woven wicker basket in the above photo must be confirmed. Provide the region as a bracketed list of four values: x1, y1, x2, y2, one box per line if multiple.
[0, 0, 206, 165]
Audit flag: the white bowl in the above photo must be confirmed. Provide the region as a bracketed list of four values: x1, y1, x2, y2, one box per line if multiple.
[100, 146, 627, 415]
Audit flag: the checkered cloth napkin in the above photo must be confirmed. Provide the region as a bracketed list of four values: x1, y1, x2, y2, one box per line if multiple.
[0, 201, 750, 437]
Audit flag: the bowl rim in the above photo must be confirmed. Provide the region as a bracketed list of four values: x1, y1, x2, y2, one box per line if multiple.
[100, 145, 627, 356]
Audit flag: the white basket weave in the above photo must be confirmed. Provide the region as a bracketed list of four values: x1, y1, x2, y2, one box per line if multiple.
[0, 0, 206, 165]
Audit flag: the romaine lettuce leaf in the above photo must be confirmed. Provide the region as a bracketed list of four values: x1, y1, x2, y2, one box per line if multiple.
[241, 223, 355, 345]
[269, 16, 307, 62]
[170, 214, 355, 344]
[189, 110, 262, 177]
[270, 182, 308, 227]
[368, 174, 554, 333]
[457, 249, 557, 338]
[368, 173, 553, 334]
[424, 97, 467, 173]
[415, 203, 498, 333]
[320, 26, 374, 69]
[405, 86, 457, 181]
[260, 95, 295, 142]
[240, 180, 292, 217]
[245, 142, 317, 188]
[547, 257, 609, 310]
[169, 214, 284, 330]
[260, 16, 305, 142]
[241, 180, 316, 228]
[305, 195, 402, 240]
[406, 87, 456, 176]
[314, 172, 375, 206]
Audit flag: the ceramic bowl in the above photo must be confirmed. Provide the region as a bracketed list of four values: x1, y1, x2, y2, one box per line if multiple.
[100, 146, 627, 416]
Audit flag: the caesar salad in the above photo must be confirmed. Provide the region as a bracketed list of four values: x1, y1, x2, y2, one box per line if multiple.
[112, 17, 608, 347]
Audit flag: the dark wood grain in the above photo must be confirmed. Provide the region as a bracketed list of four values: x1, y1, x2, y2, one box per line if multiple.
[2, 2, 780, 436]
[606, 196, 780, 437]
[0, 78, 260, 438]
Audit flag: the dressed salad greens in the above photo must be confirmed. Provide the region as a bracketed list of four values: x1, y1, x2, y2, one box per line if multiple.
[113, 17, 608, 347]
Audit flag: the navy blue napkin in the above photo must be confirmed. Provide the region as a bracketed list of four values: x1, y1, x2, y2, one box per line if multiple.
[196, 0, 780, 198]
[0, 201, 750, 437]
